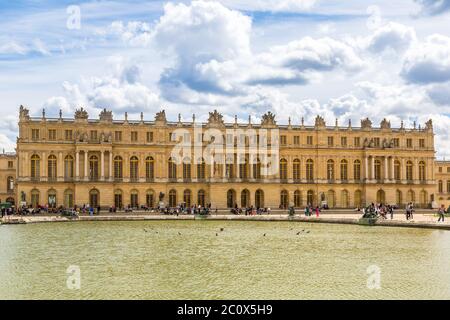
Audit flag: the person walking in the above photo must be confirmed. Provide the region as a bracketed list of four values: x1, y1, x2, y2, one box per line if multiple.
[438, 205, 445, 222]
[315, 206, 320, 217]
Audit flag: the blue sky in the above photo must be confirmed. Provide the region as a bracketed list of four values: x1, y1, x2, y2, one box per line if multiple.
[1, 0, 450, 157]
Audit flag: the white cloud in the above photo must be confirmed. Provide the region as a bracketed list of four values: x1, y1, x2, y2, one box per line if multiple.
[414, 0, 450, 16]
[214, 0, 316, 12]
[365, 22, 417, 54]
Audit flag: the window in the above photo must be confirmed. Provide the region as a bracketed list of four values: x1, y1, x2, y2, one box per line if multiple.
[146, 131, 154, 143]
[90, 130, 98, 141]
[293, 159, 301, 180]
[438, 167, 442, 173]
[31, 189, 40, 208]
[373, 138, 380, 147]
[294, 190, 301, 207]
[341, 137, 347, 146]
[6, 176, 14, 192]
[253, 159, 261, 179]
[65, 155, 74, 179]
[447, 167, 450, 173]
[198, 159, 206, 180]
[328, 136, 334, 147]
[131, 131, 138, 142]
[354, 137, 360, 147]
[146, 157, 154, 180]
[306, 159, 314, 181]
[31, 154, 40, 178]
[374, 160, 381, 180]
[32, 129, 40, 140]
[340, 160, 348, 180]
[184, 190, 192, 207]
[294, 136, 300, 145]
[255, 189, 264, 208]
[406, 138, 413, 148]
[279, 159, 288, 180]
[130, 156, 139, 181]
[418, 161, 426, 181]
[438, 181, 443, 193]
[8, 161, 13, 168]
[168, 158, 177, 179]
[64, 190, 74, 208]
[146, 190, 154, 208]
[280, 135, 287, 146]
[327, 160, 335, 180]
[89, 156, 99, 180]
[130, 190, 139, 208]
[115, 131, 122, 142]
[354, 160, 361, 181]
[239, 157, 248, 179]
[280, 190, 289, 209]
[183, 158, 191, 180]
[406, 161, 413, 181]
[419, 139, 425, 148]
[114, 156, 123, 179]
[114, 191, 123, 209]
[198, 190, 206, 207]
[307, 136, 313, 146]
[48, 129, 56, 141]
[48, 155, 57, 180]
[169, 190, 177, 207]
[65, 130, 73, 141]
[394, 160, 401, 180]
[393, 138, 399, 147]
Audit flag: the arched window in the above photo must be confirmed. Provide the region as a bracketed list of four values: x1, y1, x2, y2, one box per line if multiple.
[48, 155, 57, 180]
[227, 190, 236, 208]
[294, 190, 301, 207]
[374, 159, 381, 180]
[327, 190, 335, 208]
[327, 160, 335, 181]
[406, 161, 413, 181]
[341, 190, 349, 208]
[376, 189, 386, 204]
[253, 158, 261, 179]
[146, 157, 154, 180]
[64, 155, 74, 179]
[169, 189, 177, 207]
[255, 189, 264, 208]
[114, 156, 123, 179]
[419, 161, 426, 181]
[197, 158, 205, 180]
[396, 190, 403, 207]
[279, 159, 288, 180]
[394, 160, 401, 180]
[6, 176, 14, 192]
[438, 180, 443, 193]
[183, 189, 191, 207]
[89, 189, 99, 208]
[340, 160, 348, 181]
[130, 156, 139, 181]
[407, 189, 415, 203]
[307, 190, 314, 206]
[353, 160, 361, 181]
[48, 189, 57, 208]
[306, 159, 314, 181]
[280, 190, 289, 209]
[168, 158, 177, 180]
[146, 190, 155, 208]
[31, 154, 40, 179]
[198, 189, 206, 207]
[241, 189, 250, 207]
[114, 190, 123, 209]
[354, 190, 362, 208]
[419, 190, 427, 206]
[130, 190, 139, 208]
[293, 159, 301, 180]
[89, 155, 99, 180]
[64, 189, 74, 208]
[183, 158, 191, 180]
[31, 189, 40, 208]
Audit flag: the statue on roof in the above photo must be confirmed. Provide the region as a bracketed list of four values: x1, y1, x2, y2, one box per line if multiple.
[261, 111, 277, 126]
[75, 107, 88, 120]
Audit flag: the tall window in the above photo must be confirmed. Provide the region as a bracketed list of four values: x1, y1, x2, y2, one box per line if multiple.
[280, 190, 289, 209]
[253, 158, 261, 179]
[293, 159, 300, 180]
[239, 157, 248, 179]
[183, 158, 191, 180]
[374, 159, 381, 180]
[31, 189, 40, 208]
[255, 189, 264, 208]
[438, 180, 443, 193]
[32, 129, 40, 140]
[146, 132, 154, 143]
[406, 161, 413, 181]
[394, 160, 401, 180]
[130, 190, 139, 208]
[114, 156, 123, 179]
[279, 159, 288, 180]
[353, 160, 361, 181]
[6, 177, 14, 192]
[306, 159, 314, 181]
[146, 190, 154, 208]
[146, 157, 154, 180]
[64, 189, 74, 208]
[131, 131, 138, 142]
[48, 155, 57, 180]
[183, 190, 191, 207]
[327, 160, 335, 180]
[169, 190, 177, 207]
[227, 189, 236, 208]
[48, 129, 56, 141]
[197, 158, 206, 180]
[340, 160, 348, 180]
[307, 190, 314, 206]
[64, 155, 74, 179]
[31, 154, 40, 179]
[418, 161, 426, 181]
[89, 189, 99, 208]
[114, 190, 123, 209]
[130, 156, 139, 181]
[65, 130, 73, 141]
[89, 156, 99, 180]
[168, 158, 177, 179]
[241, 189, 250, 207]
[294, 190, 301, 207]
[198, 190, 206, 207]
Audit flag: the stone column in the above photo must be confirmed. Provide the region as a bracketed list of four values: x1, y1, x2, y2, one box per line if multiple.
[109, 151, 113, 181]
[84, 151, 88, 180]
[401, 158, 405, 181]
[75, 151, 79, 179]
[101, 151, 105, 180]
[391, 157, 395, 181]
[384, 157, 388, 181]
[58, 152, 63, 180]
[365, 156, 369, 181]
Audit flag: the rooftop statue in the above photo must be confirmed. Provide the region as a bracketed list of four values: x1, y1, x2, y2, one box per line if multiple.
[425, 119, 433, 131]
[380, 118, 391, 130]
[19, 105, 30, 121]
[74, 107, 88, 120]
[261, 111, 277, 126]
[155, 110, 167, 123]
[99, 108, 113, 122]
[314, 115, 326, 128]
[361, 117, 372, 129]
[207, 109, 225, 126]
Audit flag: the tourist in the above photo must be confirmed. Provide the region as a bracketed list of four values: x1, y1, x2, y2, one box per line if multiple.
[389, 205, 394, 220]
[438, 205, 445, 222]
[315, 206, 320, 217]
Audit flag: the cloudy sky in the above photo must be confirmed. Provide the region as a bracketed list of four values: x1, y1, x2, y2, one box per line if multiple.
[1, 0, 450, 157]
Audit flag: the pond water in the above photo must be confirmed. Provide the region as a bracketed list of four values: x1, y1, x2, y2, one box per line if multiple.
[1, 220, 449, 299]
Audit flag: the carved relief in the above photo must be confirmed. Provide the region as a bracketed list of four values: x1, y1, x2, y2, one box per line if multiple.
[99, 108, 113, 122]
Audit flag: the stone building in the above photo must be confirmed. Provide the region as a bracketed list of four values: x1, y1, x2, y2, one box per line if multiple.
[0, 151, 16, 205]
[12, 105, 444, 210]
[435, 161, 450, 208]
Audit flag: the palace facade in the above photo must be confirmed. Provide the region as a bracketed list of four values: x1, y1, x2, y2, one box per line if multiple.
[9, 105, 450, 210]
